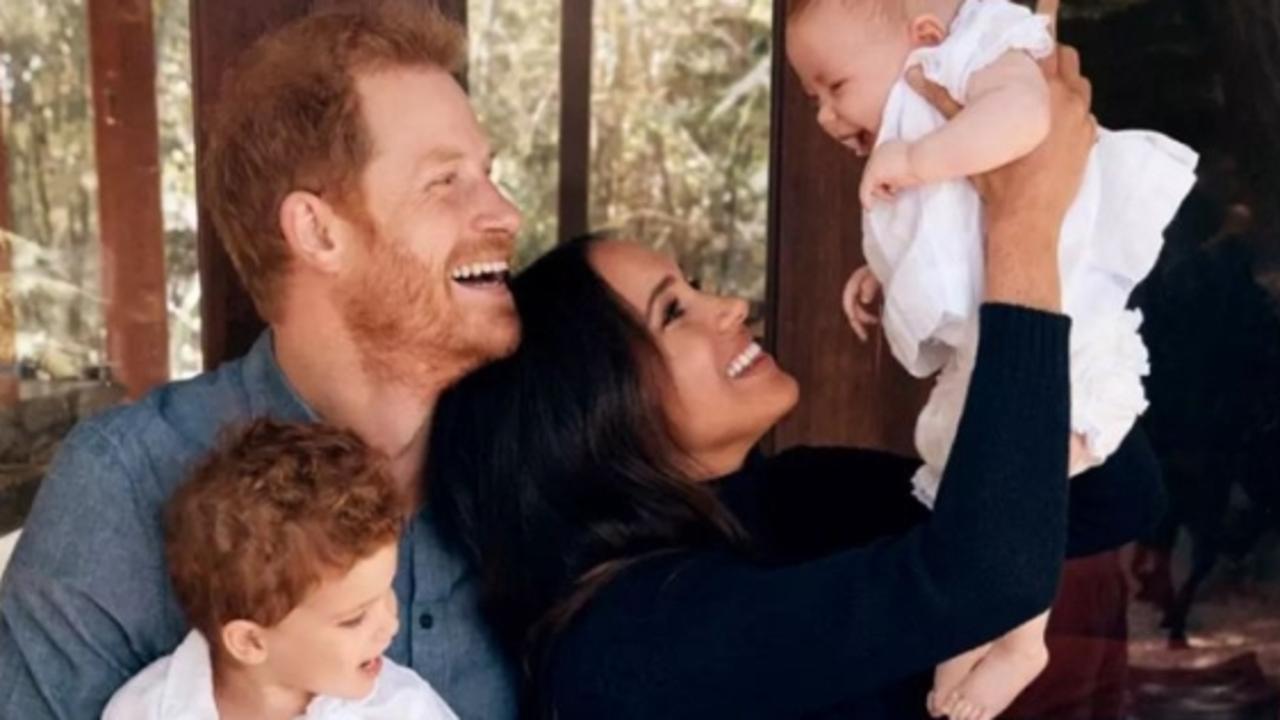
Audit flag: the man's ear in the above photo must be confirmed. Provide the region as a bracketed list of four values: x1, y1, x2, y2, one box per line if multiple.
[279, 190, 347, 275]
[909, 14, 947, 47]
[221, 620, 270, 666]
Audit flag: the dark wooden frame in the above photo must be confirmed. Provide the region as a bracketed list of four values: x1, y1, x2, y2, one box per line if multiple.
[558, 0, 593, 242]
[764, 0, 926, 454]
[88, 0, 171, 397]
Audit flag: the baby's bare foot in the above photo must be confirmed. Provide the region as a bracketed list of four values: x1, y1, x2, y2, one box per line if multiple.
[945, 640, 1048, 720]
[929, 646, 989, 717]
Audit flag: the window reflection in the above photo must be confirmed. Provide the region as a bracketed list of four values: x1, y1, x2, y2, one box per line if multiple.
[1012, 1, 1280, 717]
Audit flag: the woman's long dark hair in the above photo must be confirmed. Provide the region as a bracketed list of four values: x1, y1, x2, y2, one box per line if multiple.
[427, 235, 747, 676]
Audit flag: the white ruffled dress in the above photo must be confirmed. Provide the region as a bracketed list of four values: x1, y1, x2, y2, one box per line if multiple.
[860, 0, 1199, 507]
[101, 630, 460, 720]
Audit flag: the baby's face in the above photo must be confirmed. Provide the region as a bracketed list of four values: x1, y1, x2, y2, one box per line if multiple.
[261, 543, 402, 701]
[787, 1, 915, 155]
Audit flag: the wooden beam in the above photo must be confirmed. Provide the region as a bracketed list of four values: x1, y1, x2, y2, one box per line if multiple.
[0, 62, 17, 407]
[0, 72, 10, 232]
[88, 0, 171, 398]
[192, 0, 309, 370]
[558, 0, 593, 241]
[192, 0, 468, 369]
[765, 0, 929, 455]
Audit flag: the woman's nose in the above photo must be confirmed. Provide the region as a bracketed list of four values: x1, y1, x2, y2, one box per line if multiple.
[716, 296, 750, 332]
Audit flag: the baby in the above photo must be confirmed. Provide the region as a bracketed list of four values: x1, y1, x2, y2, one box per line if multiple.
[786, 0, 1197, 718]
[103, 419, 458, 720]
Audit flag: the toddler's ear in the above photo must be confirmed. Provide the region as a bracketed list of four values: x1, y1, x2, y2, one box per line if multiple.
[909, 14, 947, 47]
[222, 619, 270, 666]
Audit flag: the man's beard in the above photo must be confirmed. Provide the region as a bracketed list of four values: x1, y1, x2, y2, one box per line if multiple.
[337, 234, 519, 396]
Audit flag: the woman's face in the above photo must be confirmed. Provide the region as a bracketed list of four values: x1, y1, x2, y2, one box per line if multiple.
[589, 241, 799, 478]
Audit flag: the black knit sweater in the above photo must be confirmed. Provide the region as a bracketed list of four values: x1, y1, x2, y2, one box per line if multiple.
[539, 305, 1164, 719]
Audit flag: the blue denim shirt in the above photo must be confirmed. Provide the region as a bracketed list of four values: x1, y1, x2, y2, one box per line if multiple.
[0, 333, 515, 720]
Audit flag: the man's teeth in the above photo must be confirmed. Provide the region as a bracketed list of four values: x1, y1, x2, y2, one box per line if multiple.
[451, 261, 510, 282]
[727, 342, 763, 379]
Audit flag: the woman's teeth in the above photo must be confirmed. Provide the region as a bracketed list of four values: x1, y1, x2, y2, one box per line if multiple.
[726, 342, 763, 379]
[451, 260, 511, 284]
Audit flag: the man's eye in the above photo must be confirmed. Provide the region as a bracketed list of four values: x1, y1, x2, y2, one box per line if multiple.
[662, 299, 686, 327]
[428, 173, 457, 190]
[688, 277, 703, 291]
[339, 612, 367, 628]
[831, 79, 847, 94]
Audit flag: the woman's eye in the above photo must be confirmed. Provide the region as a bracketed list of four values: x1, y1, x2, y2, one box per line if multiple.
[831, 79, 847, 94]
[687, 277, 702, 291]
[339, 612, 367, 629]
[662, 299, 686, 327]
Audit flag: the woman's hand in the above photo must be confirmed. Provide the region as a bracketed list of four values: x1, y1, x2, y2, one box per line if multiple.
[906, 44, 1096, 312]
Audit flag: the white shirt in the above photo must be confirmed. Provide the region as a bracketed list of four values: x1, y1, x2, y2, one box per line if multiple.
[862, 0, 1198, 506]
[102, 631, 460, 720]
[865, 0, 1198, 380]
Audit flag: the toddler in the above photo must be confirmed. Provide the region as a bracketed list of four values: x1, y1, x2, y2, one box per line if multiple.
[786, 0, 1197, 718]
[103, 419, 458, 720]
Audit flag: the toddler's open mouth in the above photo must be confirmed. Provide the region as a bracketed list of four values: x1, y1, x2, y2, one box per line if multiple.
[358, 656, 383, 677]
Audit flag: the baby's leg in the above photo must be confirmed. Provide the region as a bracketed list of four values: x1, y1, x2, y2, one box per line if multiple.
[945, 611, 1051, 720]
[1068, 431, 1097, 477]
[928, 644, 991, 717]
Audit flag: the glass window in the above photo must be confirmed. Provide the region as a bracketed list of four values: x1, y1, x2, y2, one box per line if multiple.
[467, 1, 563, 269]
[0, 0, 105, 550]
[1020, 3, 1280, 716]
[590, 0, 773, 306]
[1, 0, 103, 384]
[154, 0, 200, 380]
[0, 0, 197, 545]
[468, 0, 774, 318]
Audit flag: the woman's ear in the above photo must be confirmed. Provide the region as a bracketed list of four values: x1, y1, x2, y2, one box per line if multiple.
[221, 619, 270, 666]
[909, 14, 947, 47]
[279, 190, 346, 275]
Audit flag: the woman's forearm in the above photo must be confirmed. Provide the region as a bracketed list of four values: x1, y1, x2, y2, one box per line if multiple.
[985, 218, 1062, 311]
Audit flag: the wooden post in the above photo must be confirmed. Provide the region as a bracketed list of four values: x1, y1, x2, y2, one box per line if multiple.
[764, 0, 928, 455]
[88, 0, 171, 398]
[0, 61, 18, 407]
[192, 0, 468, 369]
[558, 0, 592, 242]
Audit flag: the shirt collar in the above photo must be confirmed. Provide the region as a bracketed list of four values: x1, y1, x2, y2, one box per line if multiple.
[240, 331, 319, 422]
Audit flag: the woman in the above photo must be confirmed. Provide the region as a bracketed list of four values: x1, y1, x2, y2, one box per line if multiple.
[427, 49, 1162, 719]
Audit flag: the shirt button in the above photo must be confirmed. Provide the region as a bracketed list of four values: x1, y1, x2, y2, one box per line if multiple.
[418, 612, 435, 630]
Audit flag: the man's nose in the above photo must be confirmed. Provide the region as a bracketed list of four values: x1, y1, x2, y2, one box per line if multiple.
[475, 177, 522, 239]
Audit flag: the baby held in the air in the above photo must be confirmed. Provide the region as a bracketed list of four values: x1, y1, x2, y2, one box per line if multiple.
[786, 0, 1197, 718]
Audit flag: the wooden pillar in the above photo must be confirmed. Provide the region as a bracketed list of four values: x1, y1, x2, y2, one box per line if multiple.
[88, 0, 171, 398]
[192, 0, 308, 370]
[764, 0, 928, 455]
[0, 64, 17, 407]
[558, 0, 592, 242]
[192, 0, 468, 369]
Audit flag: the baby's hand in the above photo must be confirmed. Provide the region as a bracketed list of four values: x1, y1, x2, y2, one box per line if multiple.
[842, 265, 881, 342]
[859, 140, 922, 208]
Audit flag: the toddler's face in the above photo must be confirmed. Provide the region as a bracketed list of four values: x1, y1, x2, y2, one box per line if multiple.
[262, 542, 402, 701]
[787, 1, 915, 155]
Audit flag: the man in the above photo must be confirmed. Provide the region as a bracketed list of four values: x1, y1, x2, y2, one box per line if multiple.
[0, 4, 520, 718]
